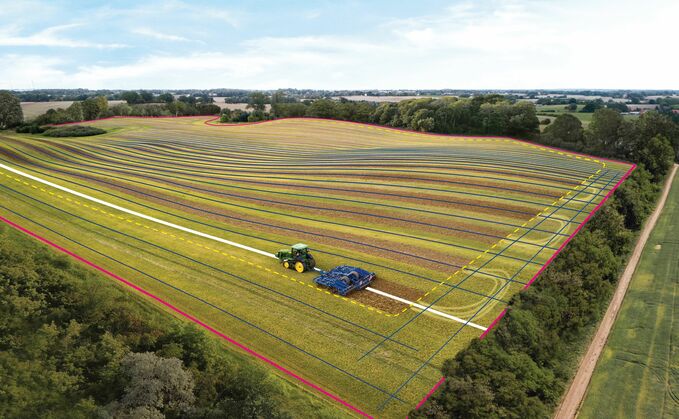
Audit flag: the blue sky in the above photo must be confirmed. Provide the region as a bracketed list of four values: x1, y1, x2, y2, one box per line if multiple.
[0, 0, 677, 90]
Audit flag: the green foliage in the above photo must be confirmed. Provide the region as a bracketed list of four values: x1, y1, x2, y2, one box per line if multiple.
[605, 101, 629, 113]
[0, 90, 24, 129]
[634, 135, 675, 182]
[81, 96, 109, 120]
[104, 352, 195, 417]
[586, 108, 624, 155]
[15, 124, 46, 134]
[539, 108, 678, 180]
[247, 92, 268, 112]
[614, 167, 660, 230]
[267, 95, 539, 137]
[158, 93, 175, 103]
[0, 225, 290, 418]
[121, 91, 142, 104]
[542, 114, 584, 148]
[43, 125, 106, 137]
[580, 99, 604, 113]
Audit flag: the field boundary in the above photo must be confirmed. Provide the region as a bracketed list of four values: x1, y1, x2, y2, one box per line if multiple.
[0, 213, 373, 419]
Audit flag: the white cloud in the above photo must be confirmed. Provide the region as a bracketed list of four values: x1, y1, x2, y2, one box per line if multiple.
[0, 24, 126, 48]
[131, 28, 191, 42]
[0, 54, 66, 89]
[1, 0, 678, 89]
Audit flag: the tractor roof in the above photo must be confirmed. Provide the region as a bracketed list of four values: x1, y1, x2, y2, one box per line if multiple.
[292, 243, 308, 250]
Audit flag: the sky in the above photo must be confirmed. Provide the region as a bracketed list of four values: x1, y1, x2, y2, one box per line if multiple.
[0, 0, 677, 90]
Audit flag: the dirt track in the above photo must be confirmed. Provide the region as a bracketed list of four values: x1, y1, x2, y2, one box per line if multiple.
[554, 164, 678, 419]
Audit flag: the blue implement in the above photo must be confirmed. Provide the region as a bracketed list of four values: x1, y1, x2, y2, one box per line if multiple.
[314, 265, 376, 296]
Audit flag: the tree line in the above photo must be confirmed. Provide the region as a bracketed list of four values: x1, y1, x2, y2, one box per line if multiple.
[220, 94, 540, 137]
[0, 224, 296, 418]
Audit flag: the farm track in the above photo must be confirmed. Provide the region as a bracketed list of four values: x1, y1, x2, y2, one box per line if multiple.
[0, 117, 634, 418]
[556, 164, 678, 419]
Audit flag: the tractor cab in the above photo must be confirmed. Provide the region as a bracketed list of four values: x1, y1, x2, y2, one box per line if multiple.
[275, 243, 316, 273]
[291, 243, 309, 258]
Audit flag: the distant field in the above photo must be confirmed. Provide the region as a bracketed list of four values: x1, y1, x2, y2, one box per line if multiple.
[332, 95, 439, 102]
[21, 101, 125, 119]
[535, 104, 638, 127]
[580, 169, 679, 419]
[0, 117, 632, 417]
[211, 98, 269, 111]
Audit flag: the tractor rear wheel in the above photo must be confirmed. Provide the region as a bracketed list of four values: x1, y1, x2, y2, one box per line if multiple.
[283, 261, 290, 269]
[294, 261, 305, 273]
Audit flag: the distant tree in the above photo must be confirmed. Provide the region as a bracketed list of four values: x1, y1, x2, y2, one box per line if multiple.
[542, 114, 584, 147]
[586, 108, 623, 154]
[306, 99, 339, 119]
[271, 102, 308, 118]
[0, 91, 24, 128]
[121, 91, 142, 105]
[635, 111, 679, 161]
[247, 92, 267, 112]
[65, 101, 84, 121]
[81, 96, 108, 120]
[110, 102, 132, 116]
[580, 99, 604, 113]
[606, 102, 629, 113]
[139, 91, 154, 103]
[195, 94, 213, 104]
[196, 103, 221, 115]
[157, 93, 174, 103]
[565, 103, 577, 112]
[178, 95, 196, 105]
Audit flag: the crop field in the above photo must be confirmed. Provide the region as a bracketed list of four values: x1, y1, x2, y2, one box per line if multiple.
[580, 169, 679, 419]
[0, 117, 633, 417]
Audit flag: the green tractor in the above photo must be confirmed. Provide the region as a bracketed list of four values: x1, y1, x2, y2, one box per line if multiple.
[275, 243, 316, 273]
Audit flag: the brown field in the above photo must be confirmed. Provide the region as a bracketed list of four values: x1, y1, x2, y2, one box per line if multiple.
[21, 101, 126, 119]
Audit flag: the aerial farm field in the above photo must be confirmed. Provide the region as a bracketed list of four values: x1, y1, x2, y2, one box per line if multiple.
[0, 117, 633, 417]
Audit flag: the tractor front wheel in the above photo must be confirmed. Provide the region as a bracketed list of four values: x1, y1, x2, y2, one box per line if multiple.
[294, 261, 306, 273]
[283, 261, 290, 269]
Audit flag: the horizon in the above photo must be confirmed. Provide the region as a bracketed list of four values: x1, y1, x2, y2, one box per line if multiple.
[1, 0, 677, 90]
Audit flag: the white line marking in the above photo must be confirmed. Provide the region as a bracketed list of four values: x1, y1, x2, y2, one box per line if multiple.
[366, 287, 487, 331]
[0, 162, 273, 258]
[1, 162, 486, 328]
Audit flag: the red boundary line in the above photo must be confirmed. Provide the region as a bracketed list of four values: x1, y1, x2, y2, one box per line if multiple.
[27, 114, 637, 416]
[0, 214, 373, 419]
[411, 162, 636, 413]
[479, 308, 508, 340]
